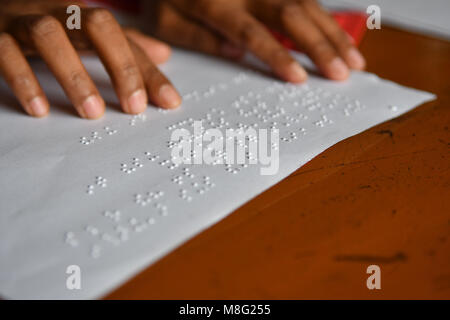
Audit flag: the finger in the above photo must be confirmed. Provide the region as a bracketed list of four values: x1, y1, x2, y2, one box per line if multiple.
[11, 15, 104, 118]
[301, 0, 365, 70]
[82, 8, 147, 114]
[280, 4, 349, 80]
[200, 8, 307, 82]
[155, 3, 244, 60]
[128, 38, 181, 109]
[124, 28, 172, 64]
[0, 33, 49, 117]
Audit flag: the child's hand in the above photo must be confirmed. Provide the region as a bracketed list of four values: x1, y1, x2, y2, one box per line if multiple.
[0, 0, 181, 119]
[153, 0, 365, 82]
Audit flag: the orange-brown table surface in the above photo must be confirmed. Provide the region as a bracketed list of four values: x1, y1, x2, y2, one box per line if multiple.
[107, 26, 450, 299]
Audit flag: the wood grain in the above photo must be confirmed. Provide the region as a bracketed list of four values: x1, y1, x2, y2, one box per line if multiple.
[106, 26, 450, 299]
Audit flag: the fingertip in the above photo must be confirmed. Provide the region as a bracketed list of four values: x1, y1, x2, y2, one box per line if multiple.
[128, 30, 172, 64]
[346, 48, 366, 70]
[149, 42, 172, 64]
[280, 62, 308, 83]
[159, 84, 181, 109]
[80, 94, 105, 119]
[126, 89, 148, 114]
[326, 57, 350, 81]
[28, 96, 49, 118]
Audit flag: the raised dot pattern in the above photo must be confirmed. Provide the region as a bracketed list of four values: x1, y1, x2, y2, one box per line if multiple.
[68, 73, 370, 259]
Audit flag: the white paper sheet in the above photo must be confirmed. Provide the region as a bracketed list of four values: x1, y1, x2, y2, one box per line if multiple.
[0, 49, 435, 299]
[320, 0, 450, 40]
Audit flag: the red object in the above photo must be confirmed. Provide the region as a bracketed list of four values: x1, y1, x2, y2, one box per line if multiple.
[272, 11, 367, 50]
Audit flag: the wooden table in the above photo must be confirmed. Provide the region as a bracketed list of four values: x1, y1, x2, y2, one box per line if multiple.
[107, 26, 450, 299]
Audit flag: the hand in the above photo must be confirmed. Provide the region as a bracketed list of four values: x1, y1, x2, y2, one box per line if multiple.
[152, 0, 365, 82]
[0, 0, 181, 119]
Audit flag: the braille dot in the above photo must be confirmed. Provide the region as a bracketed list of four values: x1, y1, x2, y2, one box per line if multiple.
[86, 225, 99, 236]
[91, 245, 101, 258]
[389, 105, 398, 112]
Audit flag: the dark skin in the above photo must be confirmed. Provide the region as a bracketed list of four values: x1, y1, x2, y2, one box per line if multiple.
[0, 0, 365, 119]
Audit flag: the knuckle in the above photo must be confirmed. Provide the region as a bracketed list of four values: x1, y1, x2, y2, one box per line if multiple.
[68, 70, 88, 87]
[311, 40, 332, 55]
[144, 67, 165, 86]
[280, 3, 302, 22]
[272, 49, 292, 64]
[29, 15, 62, 39]
[332, 30, 350, 45]
[119, 62, 140, 78]
[85, 8, 115, 25]
[238, 20, 260, 44]
[12, 73, 32, 89]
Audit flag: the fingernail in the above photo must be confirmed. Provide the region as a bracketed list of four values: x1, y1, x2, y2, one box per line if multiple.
[159, 84, 181, 109]
[81, 95, 104, 119]
[285, 62, 307, 83]
[29, 96, 48, 117]
[127, 89, 147, 114]
[347, 48, 366, 70]
[328, 57, 349, 80]
[221, 43, 244, 59]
